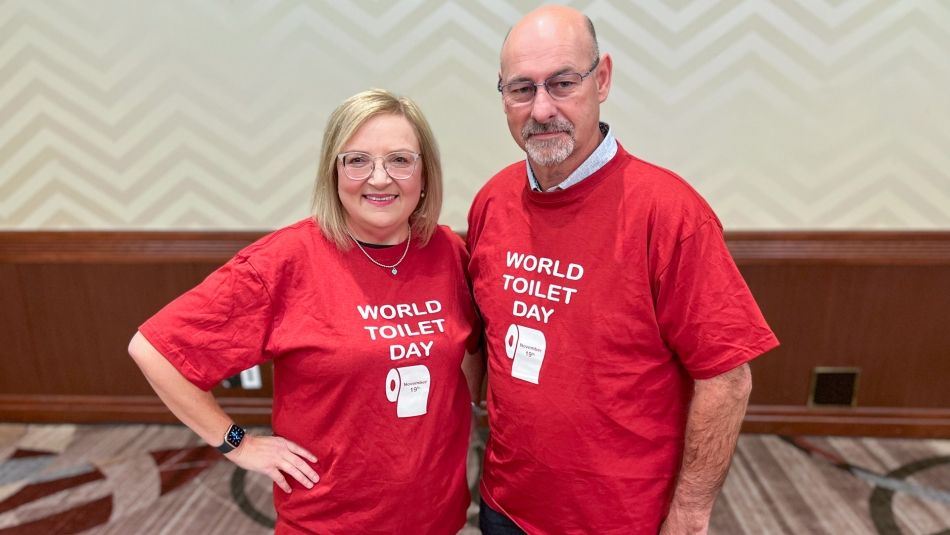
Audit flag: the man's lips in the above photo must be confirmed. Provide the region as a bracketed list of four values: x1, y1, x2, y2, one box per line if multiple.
[529, 131, 565, 139]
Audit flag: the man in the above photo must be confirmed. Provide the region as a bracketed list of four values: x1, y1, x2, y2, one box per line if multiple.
[466, 5, 779, 534]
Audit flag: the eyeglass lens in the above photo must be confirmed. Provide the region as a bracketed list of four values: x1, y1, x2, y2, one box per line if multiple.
[341, 152, 417, 180]
[505, 73, 584, 104]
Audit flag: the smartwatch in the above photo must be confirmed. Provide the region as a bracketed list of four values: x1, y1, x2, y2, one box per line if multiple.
[216, 424, 246, 454]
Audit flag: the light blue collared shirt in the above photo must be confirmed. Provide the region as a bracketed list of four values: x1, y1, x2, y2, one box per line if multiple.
[527, 122, 617, 192]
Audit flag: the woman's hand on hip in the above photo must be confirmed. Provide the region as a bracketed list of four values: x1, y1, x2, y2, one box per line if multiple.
[225, 434, 319, 493]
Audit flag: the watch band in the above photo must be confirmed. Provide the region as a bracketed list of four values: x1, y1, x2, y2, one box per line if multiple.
[216, 424, 246, 454]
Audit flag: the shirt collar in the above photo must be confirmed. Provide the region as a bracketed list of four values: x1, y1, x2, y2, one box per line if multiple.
[527, 122, 616, 192]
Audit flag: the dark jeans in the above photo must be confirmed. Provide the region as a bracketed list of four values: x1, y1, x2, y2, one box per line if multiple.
[479, 499, 526, 535]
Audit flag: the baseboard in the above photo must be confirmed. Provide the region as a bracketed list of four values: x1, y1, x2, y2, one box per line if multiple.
[0, 394, 273, 426]
[743, 405, 950, 438]
[4, 396, 950, 438]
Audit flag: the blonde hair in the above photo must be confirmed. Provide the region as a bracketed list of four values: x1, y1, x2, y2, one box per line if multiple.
[312, 89, 443, 249]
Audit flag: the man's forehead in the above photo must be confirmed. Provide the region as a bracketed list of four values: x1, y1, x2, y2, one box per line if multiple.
[500, 42, 587, 80]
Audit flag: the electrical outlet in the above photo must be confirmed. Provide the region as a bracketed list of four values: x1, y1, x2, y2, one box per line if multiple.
[221, 374, 241, 389]
[240, 365, 263, 390]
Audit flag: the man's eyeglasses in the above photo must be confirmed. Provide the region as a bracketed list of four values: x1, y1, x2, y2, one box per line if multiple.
[337, 151, 421, 181]
[498, 56, 600, 105]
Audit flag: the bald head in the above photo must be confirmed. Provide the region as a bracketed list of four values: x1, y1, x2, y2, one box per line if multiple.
[501, 5, 599, 70]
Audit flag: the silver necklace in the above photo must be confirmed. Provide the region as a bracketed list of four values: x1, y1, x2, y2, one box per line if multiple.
[346, 227, 411, 275]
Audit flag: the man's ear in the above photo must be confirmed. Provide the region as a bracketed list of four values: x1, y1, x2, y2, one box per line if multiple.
[596, 53, 613, 103]
[498, 71, 506, 111]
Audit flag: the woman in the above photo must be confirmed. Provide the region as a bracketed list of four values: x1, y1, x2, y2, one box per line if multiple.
[129, 89, 482, 534]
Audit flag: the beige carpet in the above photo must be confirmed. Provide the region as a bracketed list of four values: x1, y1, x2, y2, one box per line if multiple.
[0, 423, 948, 534]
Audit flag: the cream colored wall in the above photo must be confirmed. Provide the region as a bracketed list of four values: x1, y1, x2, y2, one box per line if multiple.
[2, 1, 949, 230]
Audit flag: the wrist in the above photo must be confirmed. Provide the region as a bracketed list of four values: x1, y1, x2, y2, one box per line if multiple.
[216, 423, 246, 454]
[666, 501, 712, 531]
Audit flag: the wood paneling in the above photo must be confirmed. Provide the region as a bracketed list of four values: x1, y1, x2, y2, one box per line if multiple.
[0, 232, 272, 424]
[727, 232, 950, 437]
[2, 231, 949, 436]
[742, 264, 950, 409]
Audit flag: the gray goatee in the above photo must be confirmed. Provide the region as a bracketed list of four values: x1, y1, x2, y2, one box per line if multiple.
[522, 118, 575, 166]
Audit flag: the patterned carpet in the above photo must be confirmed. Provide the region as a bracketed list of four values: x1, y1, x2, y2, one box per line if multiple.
[0, 423, 948, 534]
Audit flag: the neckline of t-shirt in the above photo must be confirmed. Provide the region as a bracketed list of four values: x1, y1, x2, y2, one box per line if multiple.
[357, 240, 396, 249]
[300, 217, 409, 249]
[523, 143, 627, 206]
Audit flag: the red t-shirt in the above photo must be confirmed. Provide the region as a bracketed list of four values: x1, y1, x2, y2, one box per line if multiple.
[140, 218, 479, 534]
[467, 145, 779, 534]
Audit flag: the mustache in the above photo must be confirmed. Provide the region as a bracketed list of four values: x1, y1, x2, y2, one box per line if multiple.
[522, 119, 574, 142]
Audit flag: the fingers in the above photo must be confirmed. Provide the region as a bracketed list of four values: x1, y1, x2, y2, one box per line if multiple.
[283, 450, 320, 485]
[278, 457, 318, 489]
[230, 434, 321, 494]
[272, 437, 319, 487]
[270, 469, 292, 494]
[286, 440, 318, 464]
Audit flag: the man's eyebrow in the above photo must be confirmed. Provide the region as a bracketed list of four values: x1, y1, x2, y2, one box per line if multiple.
[550, 66, 577, 76]
[503, 66, 577, 84]
[502, 74, 533, 85]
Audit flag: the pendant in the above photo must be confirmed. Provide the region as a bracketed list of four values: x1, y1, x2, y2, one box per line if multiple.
[391, 268, 398, 275]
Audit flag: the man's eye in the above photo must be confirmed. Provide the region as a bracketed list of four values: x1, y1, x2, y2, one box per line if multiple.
[508, 84, 534, 95]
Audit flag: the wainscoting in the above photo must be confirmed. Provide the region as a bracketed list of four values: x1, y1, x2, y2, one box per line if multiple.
[1, 231, 949, 437]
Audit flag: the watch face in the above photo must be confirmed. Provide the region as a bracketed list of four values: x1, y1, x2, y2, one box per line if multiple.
[226, 425, 245, 448]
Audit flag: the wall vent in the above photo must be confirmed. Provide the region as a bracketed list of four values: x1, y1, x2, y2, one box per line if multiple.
[809, 367, 860, 406]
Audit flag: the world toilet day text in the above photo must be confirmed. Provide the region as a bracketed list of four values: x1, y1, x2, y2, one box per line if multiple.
[357, 300, 445, 360]
[501, 250, 585, 324]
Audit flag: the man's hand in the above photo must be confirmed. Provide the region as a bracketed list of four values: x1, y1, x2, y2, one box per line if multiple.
[226, 434, 319, 493]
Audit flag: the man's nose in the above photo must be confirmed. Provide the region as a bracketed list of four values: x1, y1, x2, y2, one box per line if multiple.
[530, 85, 558, 123]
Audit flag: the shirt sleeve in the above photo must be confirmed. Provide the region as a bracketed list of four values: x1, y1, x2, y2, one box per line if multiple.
[447, 228, 483, 354]
[138, 254, 276, 391]
[654, 218, 779, 379]
[460, 249, 484, 355]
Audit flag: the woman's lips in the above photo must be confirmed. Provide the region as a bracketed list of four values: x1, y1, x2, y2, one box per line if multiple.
[363, 193, 398, 206]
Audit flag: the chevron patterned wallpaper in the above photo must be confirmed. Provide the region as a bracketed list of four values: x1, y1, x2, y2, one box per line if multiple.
[2, 1, 949, 230]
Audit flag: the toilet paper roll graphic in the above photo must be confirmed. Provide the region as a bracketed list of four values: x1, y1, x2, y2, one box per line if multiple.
[505, 324, 547, 384]
[385, 365, 431, 418]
